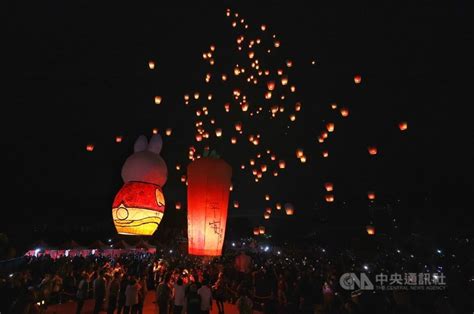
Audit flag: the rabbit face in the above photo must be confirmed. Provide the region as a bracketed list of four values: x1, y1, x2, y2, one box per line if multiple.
[121, 134, 168, 186]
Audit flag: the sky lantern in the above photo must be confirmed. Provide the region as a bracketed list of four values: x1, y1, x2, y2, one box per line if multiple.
[152, 128, 158, 135]
[154, 96, 162, 105]
[176, 164, 181, 171]
[261, 24, 266, 31]
[284, 203, 294, 215]
[215, 128, 223, 137]
[354, 75, 362, 84]
[259, 226, 265, 234]
[399, 121, 408, 131]
[175, 202, 182, 210]
[113, 135, 168, 236]
[148, 60, 155, 69]
[322, 151, 329, 158]
[286, 60, 293, 67]
[165, 128, 172, 136]
[368, 192, 376, 200]
[264, 212, 270, 219]
[331, 103, 338, 109]
[241, 103, 249, 111]
[194, 92, 200, 99]
[248, 51, 255, 59]
[267, 81, 275, 91]
[300, 155, 307, 163]
[271, 154, 276, 161]
[115, 136, 123, 143]
[233, 201, 239, 208]
[265, 91, 272, 99]
[295, 102, 302, 111]
[366, 225, 376, 235]
[281, 76, 288, 85]
[324, 182, 334, 192]
[224, 103, 230, 112]
[296, 149, 304, 158]
[276, 203, 282, 210]
[187, 156, 232, 256]
[231, 137, 237, 144]
[222, 74, 227, 81]
[289, 114, 296, 121]
[340, 107, 349, 117]
[195, 134, 203, 142]
[274, 40, 281, 48]
[326, 123, 335, 132]
[290, 85, 296, 92]
[325, 194, 335, 202]
[235, 121, 242, 131]
[86, 144, 94, 152]
[273, 171, 279, 176]
[181, 175, 187, 183]
[253, 227, 260, 235]
[265, 194, 270, 201]
[261, 164, 267, 172]
[368, 146, 378, 155]
[265, 207, 272, 214]
[279, 160, 286, 169]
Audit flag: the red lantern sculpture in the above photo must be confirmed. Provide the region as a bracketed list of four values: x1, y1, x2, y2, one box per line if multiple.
[112, 135, 168, 236]
[187, 156, 232, 256]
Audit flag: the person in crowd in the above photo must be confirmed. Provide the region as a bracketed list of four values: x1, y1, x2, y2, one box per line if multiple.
[93, 270, 106, 314]
[137, 274, 148, 314]
[156, 273, 171, 314]
[212, 271, 227, 314]
[124, 277, 139, 314]
[186, 283, 201, 314]
[75, 272, 89, 314]
[117, 274, 130, 314]
[236, 288, 253, 314]
[172, 276, 186, 314]
[107, 272, 121, 314]
[197, 278, 212, 314]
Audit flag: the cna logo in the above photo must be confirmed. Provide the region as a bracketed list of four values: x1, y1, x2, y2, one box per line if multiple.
[340, 273, 374, 290]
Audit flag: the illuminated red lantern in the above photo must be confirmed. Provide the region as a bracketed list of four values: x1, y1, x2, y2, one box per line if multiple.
[112, 182, 165, 235]
[322, 151, 329, 158]
[259, 226, 265, 234]
[325, 194, 334, 202]
[340, 107, 349, 117]
[235, 121, 242, 131]
[86, 144, 94, 152]
[326, 123, 335, 132]
[366, 225, 375, 235]
[354, 75, 362, 84]
[398, 121, 408, 131]
[324, 182, 334, 192]
[253, 227, 260, 235]
[224, 103, 230, 112]
[284, 203, 294, 215]
[187, 157, 232, 256]
[233, 201, 239, 208]
[267, 81, 275, 91]
[276, 203, 282, 210]
[264, 212, 270, 219]
[368, 146, 378, 155]
[175, 202, 182, 210]
[367, 192, 376, 200]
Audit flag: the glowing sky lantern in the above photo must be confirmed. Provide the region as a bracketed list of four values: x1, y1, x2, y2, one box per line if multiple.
[259, 226, 265, 234]
[300, 155, 307, 163]
[86, 144, 94, 152]
[354, 74, 362, 84]
[265, 194, 270, 201]
[366, 225, 376, 235]
[215, 128, 223, 137]
[194, 92, 200, 100]
[295, 102, 302, 111]
[113, 135, 167, 236]
[115, 136, 123, 143]
[248, 51, 255, 59]
[261, 24, 266, 31]
[290, 85, 296, 93]
[368, 146, 378, 155]
[176, 164, 181, 171]
[265, 91, 272, 99]
[233, 201, 239, 208]
[296, 149, 304, 158]
[224, 103, 230, 112]
[331, 103, 338, 109]
[235, 121, 242, 131]
[276, 203, 282, 210]
[278, 160, 286, 169]
[325, 194, 335, 202]
[264, 212, 270, 219]
[399, 121, 408, 131]
[195, 134, 203, 142]
[241, 103, 249, 112]
[267, 81, 275, 91]
[281, 76, 288, 85]
[187, 156, 232, 256]
[368, 192, 376, 200]
[325, 182, 334, 192]
[340, 107, 350, 117]
[290, 114, 296, 121]
[326, 123, 335, 132]
[286, 60, 293, 67]
[175, 202, 182, 210]
[284, 203, 294, 215]
[231, 137, 237, 144]
[165, 128, 172, 136]
[152, 128, 158, 135]
[253, 227, 260, 235]
[274, 40, 281, 48]
[148, 60, 155, 70]
[181, 175, 187, 183]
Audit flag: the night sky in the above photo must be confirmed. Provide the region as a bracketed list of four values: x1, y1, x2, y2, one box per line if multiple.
[4, 1, 473, 245]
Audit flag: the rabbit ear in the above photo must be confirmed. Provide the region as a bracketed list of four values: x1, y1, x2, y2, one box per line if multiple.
[134, 135, 148, 152]
[148, 134, 163, 154]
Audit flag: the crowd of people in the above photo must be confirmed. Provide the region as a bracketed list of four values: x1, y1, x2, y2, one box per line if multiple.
[0, 236, 471, 314]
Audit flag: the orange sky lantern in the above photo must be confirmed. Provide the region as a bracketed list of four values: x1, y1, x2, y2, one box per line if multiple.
[152, 128, 158, 134]
[281, 76, 288, 85]
[399, 121, 408, 131]
[295, 102, 302, 111]
[148, 60, 155, 69]
[340, 107, 350, 117]
[324, 182, 334, 192]
[326, 123, 335, 132]
[215, 128, 223, 137]
[235, 121, 242, 131]
[231, 137, 237, 144]
[233, 201, 239, 208]
[165, 128, 172, 136]
[267, 81, 275, 91]
[264, 212, 270, 219]
[296, 149, 304, 158]
[323, 151, 329, 158]
[115, 136, 123, 143]
[325, 194, 334, 202]
[259, 226, 265, 234]
[265, 194, 270, 201]
[354, 75, 362, 84]
[86, 144, 94, 152]
[366, 225, 376, 235]
[154, 96, 162, 105]
[253, 227, 260, 235]
[187, 157, 232, 256]
[368, 192, 376, 200]
[276, 203, 282, 210]
[278, 160, 286, 169]
[175, 202, 182, 210]
[368, 146, 378, 155]
[224, 103, 230, 112]
[284, 203, 294, 215]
